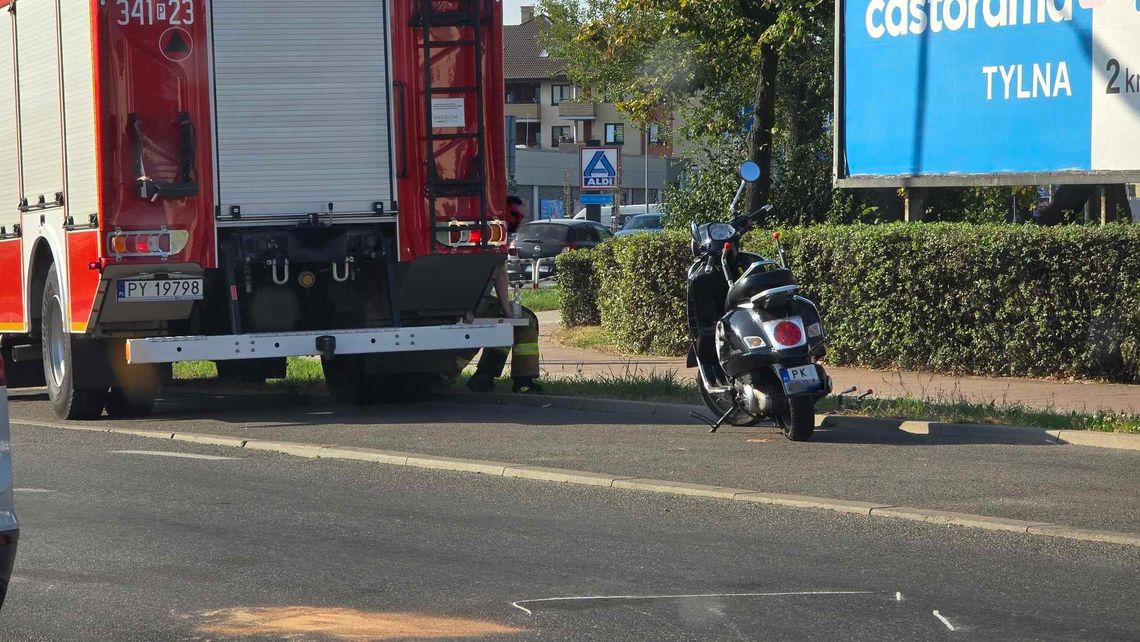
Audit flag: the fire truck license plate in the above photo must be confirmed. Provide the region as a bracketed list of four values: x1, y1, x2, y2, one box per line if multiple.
[117, 279, 204, 302]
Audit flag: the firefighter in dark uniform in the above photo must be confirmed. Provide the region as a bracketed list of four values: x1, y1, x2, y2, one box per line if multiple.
[466, 196, 543, 393]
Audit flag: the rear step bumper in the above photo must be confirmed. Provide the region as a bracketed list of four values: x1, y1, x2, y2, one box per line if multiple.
[124, 320, 527, 365]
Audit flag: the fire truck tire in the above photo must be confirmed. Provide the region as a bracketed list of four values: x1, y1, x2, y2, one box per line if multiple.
[321, 356, 373, 405]
[217, 358, 287, 384]
[371, 374, 439, 404]
[41, 265, 107, 420]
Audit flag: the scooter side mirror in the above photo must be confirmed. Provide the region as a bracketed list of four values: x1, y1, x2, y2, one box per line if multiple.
[739, 161, 761, 183]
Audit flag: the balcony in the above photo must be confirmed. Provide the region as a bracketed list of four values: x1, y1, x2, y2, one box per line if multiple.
[505, 102, 540, 121]
[559, 101, 597, 120]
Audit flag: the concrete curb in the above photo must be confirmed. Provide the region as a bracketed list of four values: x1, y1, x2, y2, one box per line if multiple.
[868, 507, 1052, 533]
[735, 493, 893, 516]
[448, 394, 1140, 451]
[16, 419, 1140, 549]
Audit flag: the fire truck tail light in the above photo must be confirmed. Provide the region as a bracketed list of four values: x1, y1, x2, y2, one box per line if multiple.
[107, 229, 189, 258]
[436, 220, 509, 249]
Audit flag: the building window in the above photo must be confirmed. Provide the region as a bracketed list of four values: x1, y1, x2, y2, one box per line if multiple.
[514, 121, 540, 148]
[551, 85, 573, 105]
[551, 126, 573, 147]
[647, 124, 664, 145]
[604, 123, 625, 145]
[506, 83, 539, 104]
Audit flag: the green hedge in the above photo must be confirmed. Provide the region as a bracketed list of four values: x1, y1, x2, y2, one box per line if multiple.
[595, 232, 694, 355]
[560, 224, 1140, 383]
[556, 250, 601, 326]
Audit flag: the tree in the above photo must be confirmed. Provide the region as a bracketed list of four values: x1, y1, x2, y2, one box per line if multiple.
[540, 0, 831, 220]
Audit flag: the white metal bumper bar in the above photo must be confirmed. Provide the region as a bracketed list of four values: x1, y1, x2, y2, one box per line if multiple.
[124, 320, 526, 365]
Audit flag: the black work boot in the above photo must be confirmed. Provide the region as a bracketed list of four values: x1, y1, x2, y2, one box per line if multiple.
[466, 373, 495, 393]
[512, 377, 544, 394]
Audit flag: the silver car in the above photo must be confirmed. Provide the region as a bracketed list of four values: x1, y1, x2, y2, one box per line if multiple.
[0, 359, 18, 610]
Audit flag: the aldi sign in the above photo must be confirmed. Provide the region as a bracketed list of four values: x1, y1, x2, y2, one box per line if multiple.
[580, 147, 620, 190]
[838, 0, 1140, 185]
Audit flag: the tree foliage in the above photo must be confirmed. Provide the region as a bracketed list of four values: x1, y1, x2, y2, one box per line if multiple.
[541, 1, 830, 212]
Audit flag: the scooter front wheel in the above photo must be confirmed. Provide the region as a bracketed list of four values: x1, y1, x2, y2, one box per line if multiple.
[777, 395, 816, 441]
[699, 376, 761, 427]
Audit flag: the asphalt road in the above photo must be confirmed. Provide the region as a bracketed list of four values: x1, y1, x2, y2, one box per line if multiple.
[10, 389, 1138, 532]
[1, 424, 1137, 640]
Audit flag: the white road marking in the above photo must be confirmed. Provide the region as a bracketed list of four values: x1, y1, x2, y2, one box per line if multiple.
[933, 610, 956, 631]
[509, 590, 876, 616]
[110, 450, 237, 461]
[14, 488, 56, 494]
[896, 591, 903, 601]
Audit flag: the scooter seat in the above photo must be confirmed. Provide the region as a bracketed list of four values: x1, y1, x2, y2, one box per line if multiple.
[727, 268, 797, 306]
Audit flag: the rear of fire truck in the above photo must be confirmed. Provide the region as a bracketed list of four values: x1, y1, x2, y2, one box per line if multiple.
[0, 0, 515, 419]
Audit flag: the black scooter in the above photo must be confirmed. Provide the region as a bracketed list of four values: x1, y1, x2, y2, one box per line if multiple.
[686, 161, 832, 441]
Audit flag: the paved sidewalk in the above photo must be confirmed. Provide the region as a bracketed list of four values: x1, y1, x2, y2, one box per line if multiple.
[534, 311, 1140, 414]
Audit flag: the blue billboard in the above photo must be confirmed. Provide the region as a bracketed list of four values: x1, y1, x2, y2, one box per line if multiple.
[840, 0, 1140, 182]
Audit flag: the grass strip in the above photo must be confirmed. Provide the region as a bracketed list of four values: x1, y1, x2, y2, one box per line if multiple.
[486, 373, 1139, 433]
[519, 286, 562, 312]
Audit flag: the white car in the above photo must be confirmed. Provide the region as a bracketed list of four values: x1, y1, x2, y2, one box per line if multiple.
[0, 358, 17, 610]
[574, 204, 663, 230]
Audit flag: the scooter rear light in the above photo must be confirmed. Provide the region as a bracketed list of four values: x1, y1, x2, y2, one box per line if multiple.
[743, 336, 766, 349]
[807, 322, 823, 338]
[773, 321, 802, 347]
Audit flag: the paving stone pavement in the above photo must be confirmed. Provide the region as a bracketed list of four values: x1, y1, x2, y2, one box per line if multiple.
[533, 310, 1140, 414]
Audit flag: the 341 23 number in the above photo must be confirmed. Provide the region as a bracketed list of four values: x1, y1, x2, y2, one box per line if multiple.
[116, 0, 194, 27]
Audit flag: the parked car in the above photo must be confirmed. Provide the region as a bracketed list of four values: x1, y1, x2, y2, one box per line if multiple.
[507, 220, 614, 283]
[574, 204, 663, 230]
[615, 213, 664, 237]
[0, 356, 18, 611]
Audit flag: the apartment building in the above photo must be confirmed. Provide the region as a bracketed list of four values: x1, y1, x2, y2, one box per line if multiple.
[504, 6, 676, 221]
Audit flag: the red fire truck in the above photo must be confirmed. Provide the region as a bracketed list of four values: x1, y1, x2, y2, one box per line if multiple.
[0, 0, 517, 419]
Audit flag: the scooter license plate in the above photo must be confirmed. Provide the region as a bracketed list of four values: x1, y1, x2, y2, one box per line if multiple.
[779, 364, 821, 394]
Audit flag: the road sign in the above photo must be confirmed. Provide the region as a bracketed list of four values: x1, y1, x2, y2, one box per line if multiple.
[580, 146, 620, 190]
[580, 193, 614, 206]
[837, 0, 1140, 186]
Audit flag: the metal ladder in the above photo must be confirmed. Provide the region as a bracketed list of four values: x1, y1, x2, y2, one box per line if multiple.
[413, 0, 490, 253]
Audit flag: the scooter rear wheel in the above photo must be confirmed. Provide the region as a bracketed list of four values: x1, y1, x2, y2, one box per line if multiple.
[777, 395, 816, 441]
[698, 377, 761, 427]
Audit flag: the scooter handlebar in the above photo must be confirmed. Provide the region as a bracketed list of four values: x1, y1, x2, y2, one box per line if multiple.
[730, 204, 774, 232]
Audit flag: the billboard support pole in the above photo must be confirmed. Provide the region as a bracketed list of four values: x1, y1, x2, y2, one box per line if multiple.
[904, 188, 929, 223]
[832, 0, 846, 183]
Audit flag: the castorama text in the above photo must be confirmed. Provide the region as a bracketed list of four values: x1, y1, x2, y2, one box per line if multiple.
[864, 0, 1075, 39]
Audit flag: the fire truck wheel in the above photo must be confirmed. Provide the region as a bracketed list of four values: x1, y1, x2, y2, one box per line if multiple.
[372, 374, 440, 404]
[41, 265, 107, 420]
[321, 356, 372, 405]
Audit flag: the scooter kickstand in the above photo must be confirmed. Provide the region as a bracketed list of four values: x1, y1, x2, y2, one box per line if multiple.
[689, 408, 735, 433]
[708, 407, 736, 433]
